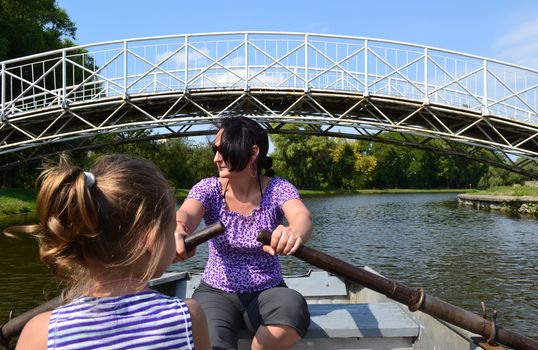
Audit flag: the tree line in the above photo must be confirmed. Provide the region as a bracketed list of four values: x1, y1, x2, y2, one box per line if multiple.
[1, 128, 534, 190]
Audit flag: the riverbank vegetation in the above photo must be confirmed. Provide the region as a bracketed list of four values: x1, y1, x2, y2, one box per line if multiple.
[0, 189, 36, 216]
[466, 185, 538, 197]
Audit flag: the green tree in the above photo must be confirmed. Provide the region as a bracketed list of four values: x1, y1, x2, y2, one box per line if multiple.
[330, 141, 355, 188]
[272, 126, 335, 189]
[0, 0, 76, 61]
[155, 138, 215, 189]
[184, 144, 216, 187]
[351, 141, 377, 188]
[368, 142, 412, 188]
[329, 140, 377, 189]
[0, 1, 97, 109]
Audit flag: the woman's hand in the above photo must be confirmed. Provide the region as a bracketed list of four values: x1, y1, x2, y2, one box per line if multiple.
[260, 198, 312, 256]
[262, 224, 303, 256]
[174, 199, 205, 262]
[174, 231, 196, 262]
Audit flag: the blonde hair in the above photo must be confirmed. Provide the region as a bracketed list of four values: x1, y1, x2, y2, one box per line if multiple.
[18, 153, 176, 295]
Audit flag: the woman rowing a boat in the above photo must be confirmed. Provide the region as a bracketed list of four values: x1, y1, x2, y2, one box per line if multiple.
[15, 154, 210, 349]
[175, 116, 313, 350]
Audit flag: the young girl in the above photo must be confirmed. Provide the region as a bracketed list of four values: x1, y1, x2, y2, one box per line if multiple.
[15, 154, 210, 350]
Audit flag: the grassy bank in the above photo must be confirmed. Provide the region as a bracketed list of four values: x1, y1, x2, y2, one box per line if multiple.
[0, 188, 37, 216]
[462, 185, 538, 217]
[0, 188, 192, 216]
[466, 185, 538, 197]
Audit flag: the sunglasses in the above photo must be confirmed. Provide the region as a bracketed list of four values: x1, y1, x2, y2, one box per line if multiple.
[211, 144, 223, 155]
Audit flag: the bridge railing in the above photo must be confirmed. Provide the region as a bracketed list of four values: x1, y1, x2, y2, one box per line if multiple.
[1, 32, 537, 125]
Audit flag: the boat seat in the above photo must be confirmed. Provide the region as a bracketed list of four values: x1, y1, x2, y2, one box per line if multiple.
[304, 303, 419, 339]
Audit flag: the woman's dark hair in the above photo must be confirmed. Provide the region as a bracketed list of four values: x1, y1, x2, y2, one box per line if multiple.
[217, 116, 274, 177]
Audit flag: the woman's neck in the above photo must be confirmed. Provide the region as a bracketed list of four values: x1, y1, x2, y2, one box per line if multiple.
[221, 174, 268, 216]
[225, 174, 261, 199]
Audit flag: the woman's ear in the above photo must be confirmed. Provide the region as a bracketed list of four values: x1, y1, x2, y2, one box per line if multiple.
[251, 145, 260, 159]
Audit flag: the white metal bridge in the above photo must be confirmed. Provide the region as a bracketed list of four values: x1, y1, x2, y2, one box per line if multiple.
[1, 32, 538, 176]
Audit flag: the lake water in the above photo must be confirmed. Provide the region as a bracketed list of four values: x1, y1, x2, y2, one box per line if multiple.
[1, 193, 536, 340]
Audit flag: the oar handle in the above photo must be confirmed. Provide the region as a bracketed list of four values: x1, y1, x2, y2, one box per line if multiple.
[257, 229, 538, 350]
[0, 221, 225, 349]
[185, 221, 225, 251]
[256, 229, 272, 246]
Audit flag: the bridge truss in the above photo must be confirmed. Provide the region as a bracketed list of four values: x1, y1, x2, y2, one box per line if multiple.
[1, 32, 538, 176]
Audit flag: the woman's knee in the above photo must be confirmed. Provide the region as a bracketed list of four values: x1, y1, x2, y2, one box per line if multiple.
[253, 324, 301, 350]
[253, 287, 310, 337]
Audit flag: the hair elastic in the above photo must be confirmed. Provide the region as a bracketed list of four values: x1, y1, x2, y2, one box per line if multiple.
[84, 171, 96, 188]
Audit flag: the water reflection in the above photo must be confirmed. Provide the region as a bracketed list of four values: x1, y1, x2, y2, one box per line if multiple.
[1, 194, 536, 340]
[0, 214, 63, 320]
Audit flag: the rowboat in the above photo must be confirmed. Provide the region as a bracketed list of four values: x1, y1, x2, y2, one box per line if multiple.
[149, 268, 487, 350]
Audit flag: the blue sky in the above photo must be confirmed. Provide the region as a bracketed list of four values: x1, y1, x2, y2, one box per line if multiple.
[57, 0, 538, 68]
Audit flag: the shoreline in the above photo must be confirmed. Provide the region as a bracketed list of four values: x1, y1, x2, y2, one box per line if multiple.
[1, 188, 467, 218]
[457, 193, 538, 217]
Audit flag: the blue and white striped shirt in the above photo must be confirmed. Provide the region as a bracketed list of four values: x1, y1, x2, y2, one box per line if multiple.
[47, 290, 194, 350]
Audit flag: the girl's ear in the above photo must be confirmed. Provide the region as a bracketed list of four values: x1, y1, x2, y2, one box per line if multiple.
[144, 226, 160, 253]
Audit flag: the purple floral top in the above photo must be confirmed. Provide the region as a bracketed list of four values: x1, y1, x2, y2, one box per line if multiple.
[188, 176, 301, 293]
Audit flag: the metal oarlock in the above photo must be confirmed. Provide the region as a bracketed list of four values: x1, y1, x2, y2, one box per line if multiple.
[481, 301, 499, 344]
[472, 301, 503, 350]
[408, 287, 425, 312]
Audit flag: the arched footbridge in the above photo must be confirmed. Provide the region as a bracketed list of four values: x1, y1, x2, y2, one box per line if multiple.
[1, 32, 538, 177]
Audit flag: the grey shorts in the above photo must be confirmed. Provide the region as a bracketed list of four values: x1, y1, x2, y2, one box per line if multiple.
[193, 281, 310, 350]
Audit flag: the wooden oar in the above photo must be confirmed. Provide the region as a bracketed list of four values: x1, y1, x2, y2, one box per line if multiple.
[257, 230, 538, 350]
[0, 221, 225, 349]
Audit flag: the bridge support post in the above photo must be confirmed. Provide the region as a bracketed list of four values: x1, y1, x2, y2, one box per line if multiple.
[424, 47, 429, 105]
[304, 34, 309, 93]
[482, 59, 489, 116]
[364, 39, 369, 98]
[123, 40, 128, 100]
[244, 33, 249, 92]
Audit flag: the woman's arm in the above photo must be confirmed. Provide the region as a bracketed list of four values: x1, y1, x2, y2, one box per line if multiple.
[184, 298, 210, 350]
[263, 198, 312, 256]
[16, 311, 50, 350]
[174, 198, 205, 261]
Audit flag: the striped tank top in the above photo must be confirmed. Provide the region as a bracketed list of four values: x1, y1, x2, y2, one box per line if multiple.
[47, 290, 194, 350]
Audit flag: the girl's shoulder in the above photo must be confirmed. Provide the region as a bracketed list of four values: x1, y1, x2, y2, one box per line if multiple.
[16, 311, 51, 349]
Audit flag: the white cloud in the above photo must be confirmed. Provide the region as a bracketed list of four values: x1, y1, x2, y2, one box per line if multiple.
[227, 56, 245, 66]
[493, 18, 538, 69]
[155, 47, 212, 67]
